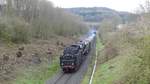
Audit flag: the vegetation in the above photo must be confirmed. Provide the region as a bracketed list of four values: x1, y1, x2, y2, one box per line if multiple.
[0, 17, 30, 43]
[0, 0, 88, 84]
[91, 0, 150, 84]
[14, 58, 59, 84]
[2, 0, 150, 84]
[0, 0, 88, 43]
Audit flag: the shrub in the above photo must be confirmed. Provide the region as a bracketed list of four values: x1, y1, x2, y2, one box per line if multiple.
[0, 20, 11, 42]
[0, 17, 30, 43]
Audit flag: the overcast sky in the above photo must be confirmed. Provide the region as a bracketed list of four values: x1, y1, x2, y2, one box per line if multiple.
[49, 0, 145, 12]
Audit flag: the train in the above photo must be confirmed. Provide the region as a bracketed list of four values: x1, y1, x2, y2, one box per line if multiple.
[60, 31, 96, 73]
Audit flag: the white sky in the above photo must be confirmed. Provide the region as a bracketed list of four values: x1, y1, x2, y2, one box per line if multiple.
[48, 0, 145, 12]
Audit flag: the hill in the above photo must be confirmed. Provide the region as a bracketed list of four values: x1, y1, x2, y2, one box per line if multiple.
[66, 7, 137, 23]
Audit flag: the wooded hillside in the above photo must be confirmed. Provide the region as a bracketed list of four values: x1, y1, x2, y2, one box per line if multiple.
[66, 7, 137, 23]
[0, 0, 88, 44]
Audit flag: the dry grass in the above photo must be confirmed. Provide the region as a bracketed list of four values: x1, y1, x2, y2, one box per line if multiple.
[0, 36, 74, 84]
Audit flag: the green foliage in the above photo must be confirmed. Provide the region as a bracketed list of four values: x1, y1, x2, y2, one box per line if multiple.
[121, 35, 150, 84]
[92, 56, 125, 84]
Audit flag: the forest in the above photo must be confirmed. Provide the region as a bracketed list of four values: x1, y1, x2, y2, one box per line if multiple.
[0, 0, 88, 43]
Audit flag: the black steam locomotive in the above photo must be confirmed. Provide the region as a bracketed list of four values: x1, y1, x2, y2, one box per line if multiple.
[60, 31, 96, 73]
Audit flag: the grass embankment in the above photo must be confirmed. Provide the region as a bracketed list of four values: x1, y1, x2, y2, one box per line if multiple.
[92, 29, 150, 84]
[82, 35, 104, 84]
[92, 54, 126, 84]
[82, 34, 131, 84]
[14, 58, 60, 84]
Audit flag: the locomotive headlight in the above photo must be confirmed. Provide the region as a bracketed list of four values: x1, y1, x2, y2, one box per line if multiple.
[72, 63, 74, 65]
[61, 63, 64, 66]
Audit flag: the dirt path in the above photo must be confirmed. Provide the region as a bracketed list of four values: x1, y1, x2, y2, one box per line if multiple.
[46, 41, 96, 84]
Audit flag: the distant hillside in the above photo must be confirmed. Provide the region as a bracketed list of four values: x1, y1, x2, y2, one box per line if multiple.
[66, 7, 137, 23]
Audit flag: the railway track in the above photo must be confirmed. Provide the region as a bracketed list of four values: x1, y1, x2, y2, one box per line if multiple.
[53, 73, 64, 84]
[53, 73, 73, 84]
[46, 50, 94, 84]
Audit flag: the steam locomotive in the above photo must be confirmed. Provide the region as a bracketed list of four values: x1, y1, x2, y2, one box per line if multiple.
[60, 31, 96, 73]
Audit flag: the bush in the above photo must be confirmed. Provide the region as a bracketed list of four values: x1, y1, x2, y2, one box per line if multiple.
[0, 20, 11, 42]
[0, 17, 30, 43]
[119, 35, 150, 84]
